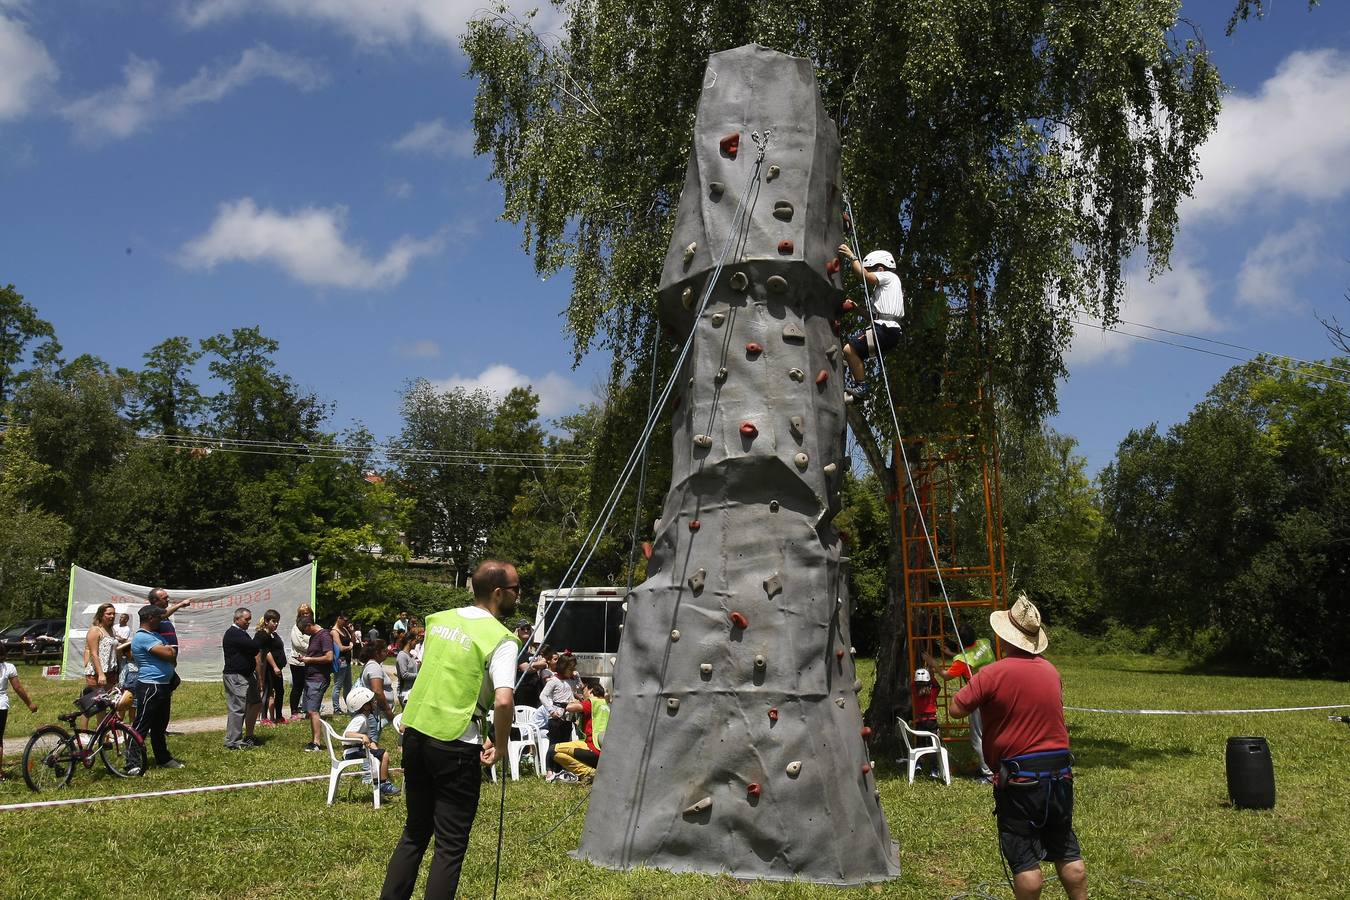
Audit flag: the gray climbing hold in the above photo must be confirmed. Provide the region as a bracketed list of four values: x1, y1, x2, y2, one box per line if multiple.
[763, 573, 783, 597]
[681, 287, 694, 310]
[730, 271, 749, 292]
[766, 274, 788, 293]
[823, 462, 838, 476]
[835, 697, 847, 708]
[715, 367, 728, 384]
[794, 452, 809, 471]
[850, 646, 857, 657]
[767, 165, 781, 180]
[671, 629, 681, 641]
[788, 368, 805, 382]
[667, 697, 681, 711]
[852, 678, 864, 693]
[709, 181, 725, 198]
[786, 760, 802, 776]
[694, 434, 713, 449]
[772, 200, 794, 221]
[769, 500, 780, 512]
[621, 601, 628, 612]
[684, 242, 698, 264]
[711, 312, 725, 327]
[684, 796, 712, 814]
[610, 657, 617, 666]
[688, 569, 706, 592]
[789, 415, 804, 436]
[700, 663, 713, 675]
[754, 654, 766, 668]
[782, 322, 805, 342]
[825, 344, 839, 362]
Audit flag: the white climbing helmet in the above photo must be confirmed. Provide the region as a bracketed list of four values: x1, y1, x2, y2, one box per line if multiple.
[346, 685, 375, 711]
[914, 667, 932, 684]
[861, 250, 896, 270]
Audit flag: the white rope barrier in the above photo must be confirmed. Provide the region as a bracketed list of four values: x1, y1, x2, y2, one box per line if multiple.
[1064, 704, 1350, 716]
[0, 772, 333, 812]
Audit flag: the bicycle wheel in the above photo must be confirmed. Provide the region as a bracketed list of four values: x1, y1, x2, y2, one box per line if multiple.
[98, 723, 145, 778]
[22, 725, 76, 792]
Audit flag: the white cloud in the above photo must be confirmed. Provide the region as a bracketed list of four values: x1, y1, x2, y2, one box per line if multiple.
[434, 364, 593, 417]
[61, 44, 325, 142]
[180, 0, 489, 48]
[1236, 220, 1323, 310]
[0, 10, 58, 121]
[180, 197, 442, 289]
[391, 118, 473, 158]
[1069, 256, 1220, 366]
[1189, 49, 1350, 218]
[397, 339, 440, 359]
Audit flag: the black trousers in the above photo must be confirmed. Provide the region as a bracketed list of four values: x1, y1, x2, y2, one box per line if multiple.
[128, 681, 173, 767]
[381, 728, 482, 899]
[289, 664, 306, 714]
[263, 667, 286, 721]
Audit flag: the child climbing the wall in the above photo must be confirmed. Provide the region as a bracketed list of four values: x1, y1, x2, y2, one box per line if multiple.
[837, 244, 905, 399]
[911, 667, 942, 779]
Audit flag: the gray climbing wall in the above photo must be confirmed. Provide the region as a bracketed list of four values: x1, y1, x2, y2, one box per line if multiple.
[575, 45, 900, 885]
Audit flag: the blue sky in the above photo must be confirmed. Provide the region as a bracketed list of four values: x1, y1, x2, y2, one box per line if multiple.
[2, 2, 1348, 474]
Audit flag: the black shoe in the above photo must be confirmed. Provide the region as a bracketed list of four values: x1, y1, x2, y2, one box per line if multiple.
[161, 759, 185, 769]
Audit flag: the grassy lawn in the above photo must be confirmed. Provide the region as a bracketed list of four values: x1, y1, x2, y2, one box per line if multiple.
[1, 653, 1347, 899]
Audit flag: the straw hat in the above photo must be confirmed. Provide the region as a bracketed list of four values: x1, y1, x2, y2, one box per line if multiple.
[989, 594, 1049, 655]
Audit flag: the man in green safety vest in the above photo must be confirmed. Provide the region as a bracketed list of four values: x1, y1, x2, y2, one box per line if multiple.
[924, 623, 997, 779]
[380, 560, 522, 899]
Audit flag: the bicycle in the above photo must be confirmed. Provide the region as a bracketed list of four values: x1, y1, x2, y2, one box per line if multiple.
[21, 689, 145, 792]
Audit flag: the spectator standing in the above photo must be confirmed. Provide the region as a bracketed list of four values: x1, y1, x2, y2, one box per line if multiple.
[515, 642, 551, 710]
[331, 612, 355, 715]
[255, 610, 287, 724]
[1, 644, 39, 779]
[553, 682, 609, 783]
[380, 560, 521, 900]
[949, 596, 1086, 900]
[297, 616, 334, 752]
[222, 608, 261, 750]
[83, 603, 119, 690]
[540, 653, 582, 782]
[925, 623, 997, 779]
[395, 629, 422, 705]
[393, 611, 410, 635]
[127, 605, 182, 772]
[288, 603, 313, 721]
[112, 612, 132, 643]
[146, 587, 190, 732]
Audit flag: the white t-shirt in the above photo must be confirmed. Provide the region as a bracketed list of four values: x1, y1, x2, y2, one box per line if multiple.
[0, 661, 17, 710]
[871, 270, 905, 325]
[453, 606, 518, 746]
[113, 624, 132, 642]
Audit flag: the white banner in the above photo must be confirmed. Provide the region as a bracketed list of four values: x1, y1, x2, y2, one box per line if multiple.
[62, 564, 316, 682]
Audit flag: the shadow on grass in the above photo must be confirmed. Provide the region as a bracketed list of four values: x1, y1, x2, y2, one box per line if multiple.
[1072, 736, 1197, 770]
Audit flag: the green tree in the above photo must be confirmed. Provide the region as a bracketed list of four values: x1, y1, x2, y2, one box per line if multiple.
[134, 337, 205, 435]
[200, 327, 330, 448]
[0, 426, 71, 622]
[463, 0, 1222, 742]
[0, 284, 57, 405]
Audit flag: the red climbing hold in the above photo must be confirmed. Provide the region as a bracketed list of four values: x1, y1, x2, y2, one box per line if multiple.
[836, 648, 846, 660]
[767, 707, 779, 722]
[745, 342, 763, 355]
[826, 257, 841, 275]
[641, 541, 653, 559]
[815, 369, 829, 385]
[861, 762, 873, 774]
[839, 529, 851, 543]
[777, 240, 794, 254]
[719, 133, 740, 158]
[841, 298, 857, 313]
[831, 319, 842, 335]
[861, 726, 873, 741]
[740, 422, 758, 438]
[842, 212, 852, 229]
[747, 782, 762, 798]
[689, 519, 701, 532]
[729, 611, 749, 630]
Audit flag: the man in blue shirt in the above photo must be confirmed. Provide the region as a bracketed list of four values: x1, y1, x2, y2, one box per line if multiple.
[127, 604, 183, 773]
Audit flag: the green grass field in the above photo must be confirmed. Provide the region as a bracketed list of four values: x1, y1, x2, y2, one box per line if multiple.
[1, 651, 1347, 899]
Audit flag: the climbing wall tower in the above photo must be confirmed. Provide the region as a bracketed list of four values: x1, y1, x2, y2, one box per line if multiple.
[575, 45, 900, 885]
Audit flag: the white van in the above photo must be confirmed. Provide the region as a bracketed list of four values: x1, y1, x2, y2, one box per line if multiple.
[531, 587, 625, 686]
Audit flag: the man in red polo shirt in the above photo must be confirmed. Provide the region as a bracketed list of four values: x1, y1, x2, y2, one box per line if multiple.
[950, 595, 1087, 900]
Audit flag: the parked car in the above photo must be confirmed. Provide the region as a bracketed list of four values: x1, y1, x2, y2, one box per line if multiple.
[0, 617, 65, 661]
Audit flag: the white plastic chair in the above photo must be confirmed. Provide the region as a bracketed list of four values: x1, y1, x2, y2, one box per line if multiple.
[321, 719, 381, 808]
[486, 710, 539, 782]
[898, 718, 951, 785]
[513, 706, 545, 778]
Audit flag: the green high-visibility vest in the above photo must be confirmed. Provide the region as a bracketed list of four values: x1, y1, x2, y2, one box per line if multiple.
[954, 638, 994, 677]
[402, 608, 518, 742]
[589, 697, 610, 751]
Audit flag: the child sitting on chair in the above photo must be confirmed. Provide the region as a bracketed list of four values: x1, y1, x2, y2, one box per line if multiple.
[343, 686, 400, 797]
[912, 667, 942, 778]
